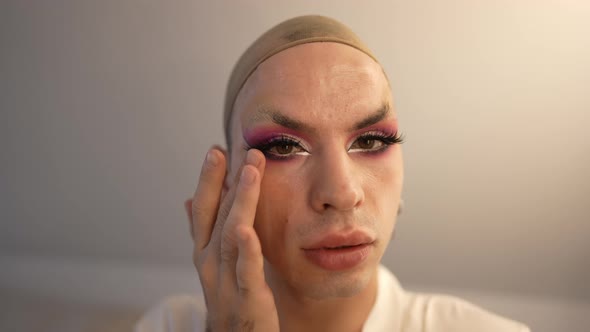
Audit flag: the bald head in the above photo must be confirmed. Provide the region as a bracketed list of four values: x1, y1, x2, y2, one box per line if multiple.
[224, 15, 386, 147]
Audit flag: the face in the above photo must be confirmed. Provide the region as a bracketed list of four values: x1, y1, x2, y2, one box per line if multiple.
[228, 42, 404, 300]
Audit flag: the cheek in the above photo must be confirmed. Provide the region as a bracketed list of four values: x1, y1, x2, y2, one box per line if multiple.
[381, 147, 404, 191]
[361, 146, 403, 189]
[253, 163, 306, 258]
[361, 147, 404, 227]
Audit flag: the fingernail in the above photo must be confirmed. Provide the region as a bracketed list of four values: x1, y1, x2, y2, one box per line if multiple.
[246, 150, 260, 167]
[240, 166, 256, 186]
[206, 149, 218, 166]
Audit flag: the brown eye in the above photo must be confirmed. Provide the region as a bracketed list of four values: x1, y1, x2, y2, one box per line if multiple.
[357, 138, 376, 150]
[273, 144, 294, 155]
[349, 135, 388, 152]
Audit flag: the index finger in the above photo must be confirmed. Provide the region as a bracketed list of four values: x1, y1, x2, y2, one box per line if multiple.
[191, 147, 227, 251]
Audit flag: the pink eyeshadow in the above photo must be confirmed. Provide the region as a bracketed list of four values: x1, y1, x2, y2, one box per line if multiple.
[243, 126, 308, 146]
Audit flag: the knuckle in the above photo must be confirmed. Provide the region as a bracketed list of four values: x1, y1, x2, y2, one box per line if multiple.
[219, 247, 237, 264]
[237, 285, 252, 298]
[192, 250, 203, 268]
[202, 253, 216, 269]
[194, 254, 216, 288]
[217, 202, 232, 221]
[221, 228, 238, 251]
[198, 269, 215, 289]
[194, 249, 214, 270]
[229, 314, 255, 332]
[191, 201, 209, 219]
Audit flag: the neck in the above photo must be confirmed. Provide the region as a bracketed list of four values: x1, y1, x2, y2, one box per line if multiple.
[268, 267, 379, 332]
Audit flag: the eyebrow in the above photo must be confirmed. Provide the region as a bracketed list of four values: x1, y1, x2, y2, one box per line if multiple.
[248, 102, 392, 133]
[250, 107, 309, 131]
[351, 103, 391, 130]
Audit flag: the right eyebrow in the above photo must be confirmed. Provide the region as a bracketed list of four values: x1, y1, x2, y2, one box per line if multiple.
[248, 106, 313, 132]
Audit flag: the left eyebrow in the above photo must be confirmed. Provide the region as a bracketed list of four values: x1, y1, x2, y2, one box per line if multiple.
[350, 103, 392, 131]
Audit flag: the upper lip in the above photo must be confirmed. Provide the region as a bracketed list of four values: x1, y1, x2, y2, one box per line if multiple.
[303, 230, 375, 250]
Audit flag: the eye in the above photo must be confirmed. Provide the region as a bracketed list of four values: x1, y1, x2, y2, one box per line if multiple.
[267, 141, 304, 156]
[352, 137, 383, 151]
[349, 132, 404, 153]
[246, 135, 309, 160]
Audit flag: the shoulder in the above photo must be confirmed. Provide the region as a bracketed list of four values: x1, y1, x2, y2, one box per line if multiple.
[373, 266, 529, 332]
[134, 294, 207, 332]
[401, 292, 530, 332]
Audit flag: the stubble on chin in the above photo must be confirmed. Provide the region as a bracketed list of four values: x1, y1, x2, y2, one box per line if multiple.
[266, 260, 376, 301]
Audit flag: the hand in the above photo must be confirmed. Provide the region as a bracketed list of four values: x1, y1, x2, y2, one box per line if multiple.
[184, 147, 279, 332]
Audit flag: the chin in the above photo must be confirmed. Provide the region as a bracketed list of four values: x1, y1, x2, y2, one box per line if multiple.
[288, 259, 377, 301]
[309, 270, 373, 300]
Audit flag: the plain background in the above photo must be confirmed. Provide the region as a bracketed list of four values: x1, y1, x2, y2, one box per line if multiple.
[1, 1, 589, 331]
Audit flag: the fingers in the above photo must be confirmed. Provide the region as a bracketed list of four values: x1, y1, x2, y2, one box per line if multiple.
[191, 148, 278, 331]
[235, 225, 266, 293]
[217, 150, 265, 287]
[228, 165, 261, 225]
[217, 149, 265, 221]
[192, 148, 227, 251]
[211, 149, 265, 247]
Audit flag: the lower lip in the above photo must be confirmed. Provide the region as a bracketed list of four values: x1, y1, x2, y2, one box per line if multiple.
[303, 244, 372, 271]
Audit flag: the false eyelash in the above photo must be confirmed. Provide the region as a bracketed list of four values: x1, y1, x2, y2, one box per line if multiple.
[243, 135, 306, 157]
[243, 131, 405, 159]
[357, 131, 405, 146]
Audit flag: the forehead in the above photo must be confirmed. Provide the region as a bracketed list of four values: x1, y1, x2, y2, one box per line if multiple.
[232, 42, 393, 136]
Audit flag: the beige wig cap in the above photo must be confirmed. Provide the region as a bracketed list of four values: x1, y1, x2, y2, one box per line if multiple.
[224, 15, 381, 145]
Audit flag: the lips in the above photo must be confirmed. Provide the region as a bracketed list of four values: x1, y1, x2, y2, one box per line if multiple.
[303, 231, 374, 250]
[302, 231, 375, 270]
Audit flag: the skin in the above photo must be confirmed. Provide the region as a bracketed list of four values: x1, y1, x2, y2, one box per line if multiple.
[185, 42, 404, 332]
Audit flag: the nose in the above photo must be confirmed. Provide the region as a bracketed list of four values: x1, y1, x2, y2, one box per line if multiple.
[309, 150, 365, 213]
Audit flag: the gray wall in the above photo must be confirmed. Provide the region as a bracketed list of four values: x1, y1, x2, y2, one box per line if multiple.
[1, 0, 589, 306]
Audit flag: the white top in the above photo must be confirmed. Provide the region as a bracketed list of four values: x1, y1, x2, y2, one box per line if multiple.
[134, 265, 530, 332]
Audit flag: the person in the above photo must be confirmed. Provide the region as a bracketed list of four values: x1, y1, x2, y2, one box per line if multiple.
[135, 15, 530, 332]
